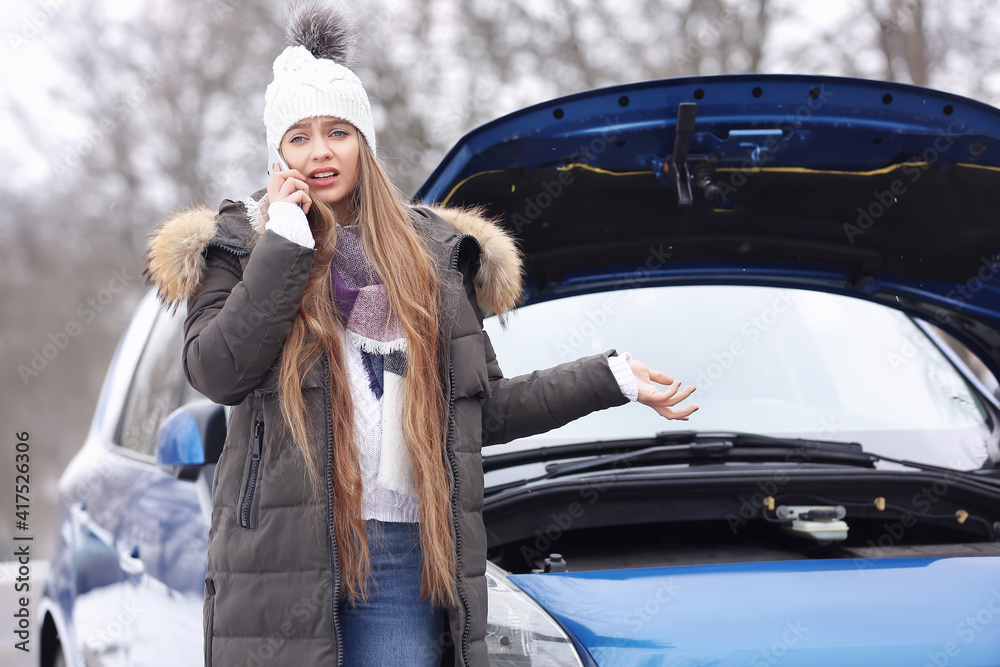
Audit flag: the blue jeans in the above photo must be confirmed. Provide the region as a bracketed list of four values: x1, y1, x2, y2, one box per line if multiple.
[337, 520, 447, 666]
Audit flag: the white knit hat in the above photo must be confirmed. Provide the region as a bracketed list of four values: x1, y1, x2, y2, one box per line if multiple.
[263, 2, 376, 157]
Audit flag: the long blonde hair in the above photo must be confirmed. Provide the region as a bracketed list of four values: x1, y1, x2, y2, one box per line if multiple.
[275, 137, 456, 609]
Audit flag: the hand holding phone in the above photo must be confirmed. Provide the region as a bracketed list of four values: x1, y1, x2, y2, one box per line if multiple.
[266, 146, 311, 214]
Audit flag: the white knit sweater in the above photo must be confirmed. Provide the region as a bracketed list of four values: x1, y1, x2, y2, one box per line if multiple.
[343, 330, 422, 522]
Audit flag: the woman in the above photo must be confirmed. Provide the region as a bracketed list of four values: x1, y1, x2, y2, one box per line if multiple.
[144, 4, 697, 666]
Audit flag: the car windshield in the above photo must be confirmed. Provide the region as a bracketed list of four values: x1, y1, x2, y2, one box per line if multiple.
[482, 285, 995, 472]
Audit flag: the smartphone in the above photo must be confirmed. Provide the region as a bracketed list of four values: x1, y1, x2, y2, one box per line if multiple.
[268, 145, 289, 176]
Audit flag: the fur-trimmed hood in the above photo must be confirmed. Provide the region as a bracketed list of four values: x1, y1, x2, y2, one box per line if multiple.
[142, 198, 524, 319]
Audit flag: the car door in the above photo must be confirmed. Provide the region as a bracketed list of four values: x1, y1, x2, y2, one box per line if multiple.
[59, 294, 163, 667]
[111, 303, 212, 666]
[67, 496, 130, 667]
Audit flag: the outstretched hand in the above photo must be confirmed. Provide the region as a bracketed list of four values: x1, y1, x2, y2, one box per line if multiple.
[627, 357, 699, 420]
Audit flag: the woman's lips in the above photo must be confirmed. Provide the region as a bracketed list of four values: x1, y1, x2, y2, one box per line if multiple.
[310, 171, 339, 186]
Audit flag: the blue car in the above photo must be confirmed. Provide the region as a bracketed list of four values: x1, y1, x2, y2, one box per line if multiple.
[40, 74, 1000, 666]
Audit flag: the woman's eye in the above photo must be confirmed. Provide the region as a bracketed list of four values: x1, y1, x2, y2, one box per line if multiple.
[289, 136, 305, 143]
[331, 129, 348, 137]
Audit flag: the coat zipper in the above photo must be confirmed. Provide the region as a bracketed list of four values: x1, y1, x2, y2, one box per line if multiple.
[448, 234, 476, 667]
[206, 240, 252, 256]
[240, 420, 264, 528]
[322, 353, 344, 667]
[209, 229, 343, 656]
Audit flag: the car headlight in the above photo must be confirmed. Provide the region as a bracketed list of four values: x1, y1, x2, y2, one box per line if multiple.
[485, 561, 585, 666]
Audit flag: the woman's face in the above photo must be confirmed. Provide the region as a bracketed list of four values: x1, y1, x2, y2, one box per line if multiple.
[279, 116, 361, 211]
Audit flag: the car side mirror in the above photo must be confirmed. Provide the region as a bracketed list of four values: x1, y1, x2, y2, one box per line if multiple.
[155, 399, 226, 479]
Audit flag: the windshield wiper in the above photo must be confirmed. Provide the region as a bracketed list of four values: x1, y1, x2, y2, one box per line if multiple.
[485, 431, 862, 472]
[486, 431, 991, 494]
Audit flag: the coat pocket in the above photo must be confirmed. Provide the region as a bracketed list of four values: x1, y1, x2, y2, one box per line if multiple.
[238, 412, 264, 529]
[204, 576, 216, 667]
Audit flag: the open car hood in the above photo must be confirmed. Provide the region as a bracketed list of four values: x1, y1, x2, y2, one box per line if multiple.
[509, 556, 1000, 666]
[415, 74, 1000, 377]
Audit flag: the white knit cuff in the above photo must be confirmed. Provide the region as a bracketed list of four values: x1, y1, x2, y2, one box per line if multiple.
[610, 350, 638, 402]
[265, 201, 315, 249]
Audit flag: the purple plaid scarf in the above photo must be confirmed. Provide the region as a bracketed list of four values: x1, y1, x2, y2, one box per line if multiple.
[331, 226, 407, 399]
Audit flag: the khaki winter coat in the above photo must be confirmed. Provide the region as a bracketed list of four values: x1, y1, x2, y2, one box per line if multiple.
[143, 190, 628, 666]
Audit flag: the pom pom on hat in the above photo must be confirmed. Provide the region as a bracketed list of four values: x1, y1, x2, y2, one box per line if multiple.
[264, 1, 376, 156]
[285, 0, 360, 67]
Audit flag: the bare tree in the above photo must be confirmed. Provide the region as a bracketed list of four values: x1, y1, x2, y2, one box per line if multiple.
[777, 0, 1000, 105]
[867, 0, 930, 85]
[362, 0, 776, 194]
[10, 0, 284, 253]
